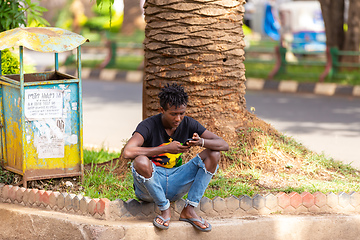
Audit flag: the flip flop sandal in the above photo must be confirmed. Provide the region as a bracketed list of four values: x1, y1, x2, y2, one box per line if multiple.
[179, 217, 212, 232]
[153, 215, 170, 230]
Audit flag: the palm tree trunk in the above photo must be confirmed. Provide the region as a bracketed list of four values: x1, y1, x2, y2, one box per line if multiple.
[143, 0, 247, 141]
[318, 0, 345, 49]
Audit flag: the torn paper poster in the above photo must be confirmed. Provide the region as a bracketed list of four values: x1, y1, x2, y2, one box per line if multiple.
[25, 89, 63, 119]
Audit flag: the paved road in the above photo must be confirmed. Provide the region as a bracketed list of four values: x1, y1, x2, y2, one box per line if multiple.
[82, 80, 142, 152]
[245, 91, 360, 168]
[82, 80, 360, 168]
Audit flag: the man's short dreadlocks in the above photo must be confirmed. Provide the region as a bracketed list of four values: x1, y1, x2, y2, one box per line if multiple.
[158, 83, 188, 110]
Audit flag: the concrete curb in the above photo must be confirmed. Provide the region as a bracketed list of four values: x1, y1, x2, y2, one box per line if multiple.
[2, 184, 360, 222]
[246, 78, 360, 97]
[3, 202, 360, 240]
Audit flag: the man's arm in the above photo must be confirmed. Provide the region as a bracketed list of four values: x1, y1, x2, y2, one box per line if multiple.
[187, 130, 229, 151]
[123, 132, 190, 159]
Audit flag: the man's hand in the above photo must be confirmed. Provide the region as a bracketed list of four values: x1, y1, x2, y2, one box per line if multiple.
[184, 131, 229, 151]
[184, 133, 201, 147]
[167, 141, 190, 154]
[123, 133, 192, 159]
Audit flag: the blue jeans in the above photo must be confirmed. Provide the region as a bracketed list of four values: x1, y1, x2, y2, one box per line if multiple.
[131, 154, 218, 211]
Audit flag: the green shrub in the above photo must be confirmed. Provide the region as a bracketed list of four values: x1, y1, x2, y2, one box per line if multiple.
[0, 0, 49, 32]
[1, 49, 19, 75]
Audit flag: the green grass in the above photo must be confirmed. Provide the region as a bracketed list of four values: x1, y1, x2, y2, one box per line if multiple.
[67, 55, 144, 71]
[206, 171, 257, 198]
[64, 29, 144, 70]
[83, 149, 121, 165]
[245, 61, 360, 86]
[82, 149, 135, 200]
[110, 29, 145, 43]
[244, 62, 275, 79]
[81, 135, 360, 201]
[82, 29, 145, 46]
[82, 164, 134, 200]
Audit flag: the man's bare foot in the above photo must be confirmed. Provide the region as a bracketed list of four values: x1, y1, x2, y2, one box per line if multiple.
[154, 208, 171, 228]
[179, 205, 210, 230]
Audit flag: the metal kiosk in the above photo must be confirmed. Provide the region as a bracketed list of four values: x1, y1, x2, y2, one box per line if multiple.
[0, 27, 88, 188]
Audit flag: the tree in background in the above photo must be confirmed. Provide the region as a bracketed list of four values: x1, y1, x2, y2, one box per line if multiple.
[122, 0, 145, 35]
[38, 0, 67, 26]
[319, 0, 360, 63]
[70, 0, 86, 33]
[342, 0, 360, 63]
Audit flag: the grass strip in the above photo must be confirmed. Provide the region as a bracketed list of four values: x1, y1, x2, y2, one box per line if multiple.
[82, 128, 360, 202]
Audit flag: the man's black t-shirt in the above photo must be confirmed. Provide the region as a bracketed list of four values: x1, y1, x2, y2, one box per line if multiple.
[134, 113, 206, 168]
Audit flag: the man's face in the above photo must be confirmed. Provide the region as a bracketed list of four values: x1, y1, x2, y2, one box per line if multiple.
[161, 104, 186, 129]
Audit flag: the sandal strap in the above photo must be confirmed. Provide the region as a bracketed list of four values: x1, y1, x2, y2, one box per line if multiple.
[185, 217, 206, 225]
[156, 215, 170, 222]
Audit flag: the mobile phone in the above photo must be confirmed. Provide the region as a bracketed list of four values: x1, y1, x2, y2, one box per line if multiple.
[183, 138, 193, 146]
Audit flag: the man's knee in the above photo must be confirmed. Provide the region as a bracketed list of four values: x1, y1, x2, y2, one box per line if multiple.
[200, 149, 220, 173]
[201, 149, 221, 164]
[209, 150, 221, 164]
[133, 156, 153, 178]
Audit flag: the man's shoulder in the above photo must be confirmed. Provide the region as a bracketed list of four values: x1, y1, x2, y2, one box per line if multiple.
[141, 113, 161, 124]
[183, 115, 198, 123]
[180, 116, 205, 130]
[135, 114, 162, 137]
[183, 116, 206, 131]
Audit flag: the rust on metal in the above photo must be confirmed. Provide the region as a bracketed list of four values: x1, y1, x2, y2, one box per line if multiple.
[0, 27, 86, 188]
[0, 27, 88, 53]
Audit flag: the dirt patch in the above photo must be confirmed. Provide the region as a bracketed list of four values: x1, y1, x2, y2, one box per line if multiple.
[0, 171, 84, 194]
[27, 177, 84, 193]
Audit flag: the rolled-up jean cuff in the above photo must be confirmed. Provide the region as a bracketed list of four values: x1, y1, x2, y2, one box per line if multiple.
[185, 199, 199, 208]
[159, 200, 171, 211]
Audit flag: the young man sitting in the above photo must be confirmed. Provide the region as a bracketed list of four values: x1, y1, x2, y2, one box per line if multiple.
[123, 83, 229, 232]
